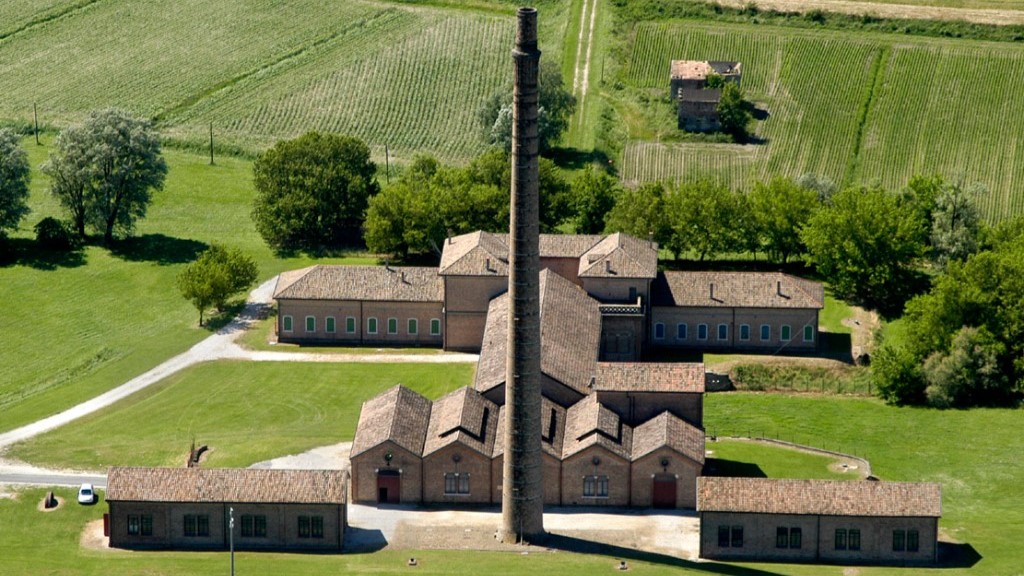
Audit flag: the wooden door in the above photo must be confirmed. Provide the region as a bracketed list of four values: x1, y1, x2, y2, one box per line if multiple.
[652, 475, 677, 508]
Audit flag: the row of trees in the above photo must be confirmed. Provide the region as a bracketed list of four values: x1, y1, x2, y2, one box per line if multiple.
[0, 128, 32, 243]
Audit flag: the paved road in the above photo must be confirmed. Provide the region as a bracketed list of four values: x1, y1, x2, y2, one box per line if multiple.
[0, 472, 107, 489]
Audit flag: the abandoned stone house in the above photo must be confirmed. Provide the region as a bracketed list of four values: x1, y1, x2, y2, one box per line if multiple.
[105, 467, 347, 551]
[273, 230, 822, 358]
[669, 60, 742, 131]
[697, 477, 942, 566]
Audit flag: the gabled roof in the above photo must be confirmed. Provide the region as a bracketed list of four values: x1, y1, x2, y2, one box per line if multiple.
[474, 269, 602, 397]
[273, 265, 442, 302]
[593, 362, 705, 393]
[351, 385, 432, 458]
[631, 411, 705, 464]
[652, 271, 824, 309]
[562, 394, 632, 461]
[106, 467, 346, 504]
[578, 233, 658, 279]
[493, 397, 566, 460]
[697, 478, 942, 518]
[438, 231, 656, 279]
[423, 387, 499, 459]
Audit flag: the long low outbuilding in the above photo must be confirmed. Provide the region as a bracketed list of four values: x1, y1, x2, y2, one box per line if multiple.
[697, 477, 941, 566]
[106, 467, 347, 552]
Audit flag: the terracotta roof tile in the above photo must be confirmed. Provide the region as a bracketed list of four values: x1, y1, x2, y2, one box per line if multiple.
[652, 271, 824, 309]
[474, 269, 601, 396]
[631, 412, 705, 464]
[578, 233, 658, 279]
[106, 467, 346, 504]
[697, 478, 942, 517]
[423, 387, 499, 458]
[350, 385, 432, 458]
[273, 265, 442, 302]
[670, 60, 741, 80]
[562, 395, 632, 461]
[493, 398, 566, 459]
[594, 362, 705, 393]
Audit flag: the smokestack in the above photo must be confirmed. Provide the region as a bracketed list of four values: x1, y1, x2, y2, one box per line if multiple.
[502, 6, 544, 544]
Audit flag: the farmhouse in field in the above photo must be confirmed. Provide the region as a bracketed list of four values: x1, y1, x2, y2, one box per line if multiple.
[697, 477, 941, 566]
[273, 231, 822, 357]
[669, 60, 742, 131]
[105, 467, 347, 552]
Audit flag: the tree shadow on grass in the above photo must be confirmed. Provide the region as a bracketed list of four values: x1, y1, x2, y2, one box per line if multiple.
[540, 533, 786, 575]
[200, 301, 249, 332]
[109, 234, 207, 265]
[0, 237, 86, 270]
[546, 147, 615, 173]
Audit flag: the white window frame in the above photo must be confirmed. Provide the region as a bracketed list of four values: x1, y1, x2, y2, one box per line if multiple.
[654, 322, 665, 340]
[346, 316, 357, 334]
[676, 323, 687, 340]
[803, 324, 815, 342]
[760, 324, 770, 341]
[430, 318, 441, 336]
[367, 317, 378, 334]
[739, 324, 750, 341]
[282, 315, 293, 333]
[698, 324, 708, 341]
[781, 325, 792, 342]
[408, 318, 418, 335]
[717, 323, 728, 341]
[325, 316, 336, 334]
[305, 316, 316, 333]
[387, 317, 398, 335]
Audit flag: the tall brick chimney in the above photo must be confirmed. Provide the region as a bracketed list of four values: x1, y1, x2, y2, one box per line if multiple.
[502, 6, 544, 544]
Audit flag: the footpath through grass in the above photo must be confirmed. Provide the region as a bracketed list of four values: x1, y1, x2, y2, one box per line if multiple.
[0, 139, 372, 435]
[9, 362, 473, 470]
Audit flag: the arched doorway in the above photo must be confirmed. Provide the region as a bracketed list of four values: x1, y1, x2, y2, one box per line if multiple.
[377, 470, 401, 503]
[652, 473, 677, 508]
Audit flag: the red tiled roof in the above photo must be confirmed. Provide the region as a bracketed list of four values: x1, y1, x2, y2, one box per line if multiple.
[653, 271, 824, 309]
[697, 477, 942, 517]
[594, 362, 705, 393]
[273, 265, 442, 302]
[106, 467, 346, 504]
[351, 385, 432, 458]
[632, 411, 705, 464]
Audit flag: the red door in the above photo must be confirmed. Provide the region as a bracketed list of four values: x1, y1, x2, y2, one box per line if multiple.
[377, 472, 401, 503]
[652, 476, 677, 508]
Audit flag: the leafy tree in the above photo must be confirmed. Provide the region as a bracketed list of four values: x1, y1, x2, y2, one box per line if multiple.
[795, 173, 837, 204]
[34, 217, 80, 251]
[748, 176, 819, 263]
[478, 61, 577, 154]
[930, 179, 982, 268]
[801, 185, 926, 313]
[923, 326, 1009, 408]
[0, 128, 31, 238]
[570, 166, 621, 234]
[717, 82, 752, 142]
[176, 244, 258, 326]
[704, 73, 725, 89]
[604, 182, 669, 247]
[872, 339, 926, 405]
[42, 109, 167, 244]
[252, 132, 378, 252]
[664, 180, 742, 261]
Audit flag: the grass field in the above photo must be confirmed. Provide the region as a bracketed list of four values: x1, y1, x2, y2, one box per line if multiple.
[706, 439, 855, 480]
[9, 361, 473, 470]
[0, 0, 572, 165]
[615, 20, 1024, 220]
[0, 139, 373, 435]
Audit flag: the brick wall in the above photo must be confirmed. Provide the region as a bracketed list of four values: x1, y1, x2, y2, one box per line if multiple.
[277, 300, 442, 347]
[422, 444, 494, 505]
[630, 448, 702, 508]
[652, 307, 819, 352]
[560, 446, 631, 507]
[350, 442, 423, 504]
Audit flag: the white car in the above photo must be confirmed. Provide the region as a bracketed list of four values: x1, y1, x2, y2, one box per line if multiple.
[77, 483, 95, 505]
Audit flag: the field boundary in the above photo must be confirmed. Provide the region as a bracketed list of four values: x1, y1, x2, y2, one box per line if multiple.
[718, 436, 874, 478]
[0, 0, 105, 43]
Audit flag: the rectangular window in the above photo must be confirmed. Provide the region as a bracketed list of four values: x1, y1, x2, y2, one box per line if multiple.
[717, 323, 728, 341]
[282, 315, 293, 332]
[803, 324, 814, 342]
[781, 325, 792, 341]
[127, 515, 140, 535]
[408, 318, 418, 335]
[739, 324, 750, 341]
[907, 529, 919, 552]
[718, 525, 730, 548]
[835, 529, 847, 550]
[141, 515, 153, 536]
[597, 475, 608, 497]
[893, 529, 906, 552]
[654, 323, 665, 340]
[254, 515, 267, 537]
[387, 317, 398, 334]
[311, 516, 324, 539]
[305, 316, 316, 333]
[760, 324, 770, 341]
[241, 515, 253, 537]
[776, 527, 789, 549]
[298, 516, 310, 538]
[325, 316, 336, 333]
[444, 473, 470, 495]
[676, 323, 687, 340]
[790, 527, 802, 549]
[430, 318, 441, 336]
[346, 316, 356, 334]
[367, 317, 378, 334]
[731, 525, 744, 548]
[849, 529, 861, 551]
[197, 515, 209, 537]
[698, 324, 708, 340]
[582, 475, 608, 497]
[184, 515, 196, 537]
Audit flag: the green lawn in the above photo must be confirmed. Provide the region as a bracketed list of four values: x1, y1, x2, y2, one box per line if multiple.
[8, 362, 473, 470]
[0, 139, 372, 435]
[706, 439, 857, 481]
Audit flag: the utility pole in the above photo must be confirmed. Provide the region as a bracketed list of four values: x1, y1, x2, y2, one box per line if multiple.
[229, 506, 235, 576]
